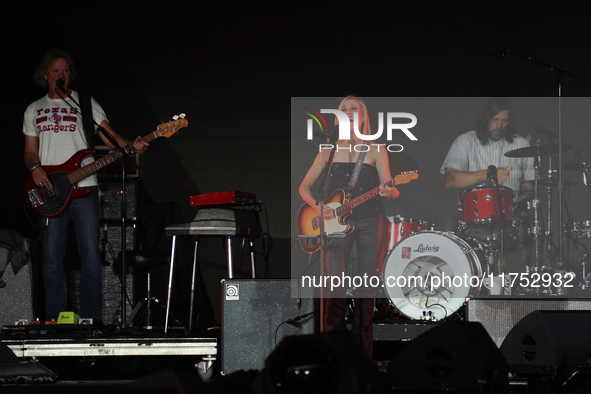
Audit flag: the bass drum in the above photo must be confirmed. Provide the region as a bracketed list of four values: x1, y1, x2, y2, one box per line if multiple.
[382, 231, 482, 321]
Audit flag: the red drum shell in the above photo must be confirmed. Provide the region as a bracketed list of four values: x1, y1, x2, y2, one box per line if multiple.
[459, 186, 514, 241]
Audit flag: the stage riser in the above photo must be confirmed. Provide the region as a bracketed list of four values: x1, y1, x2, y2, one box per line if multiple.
[466, 298, 591, 347]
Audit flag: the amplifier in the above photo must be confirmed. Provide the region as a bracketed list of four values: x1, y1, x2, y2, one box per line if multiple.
[0, 263, 34, 326]
[98, 180, 141, 221]
[94, 145, 143, 178]
[221, 279, 315, 375]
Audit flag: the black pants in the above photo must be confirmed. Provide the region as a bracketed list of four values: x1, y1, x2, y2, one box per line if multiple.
[323, 216, 386, 357]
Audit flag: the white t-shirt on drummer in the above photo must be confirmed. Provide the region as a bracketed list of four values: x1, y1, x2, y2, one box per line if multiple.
[23, 91, 108, 188]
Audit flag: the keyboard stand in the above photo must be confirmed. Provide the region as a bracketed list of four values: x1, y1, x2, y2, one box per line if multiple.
[163, 208, 261, 333]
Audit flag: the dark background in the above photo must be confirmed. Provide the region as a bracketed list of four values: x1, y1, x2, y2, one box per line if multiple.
[3, 1, 591, 321]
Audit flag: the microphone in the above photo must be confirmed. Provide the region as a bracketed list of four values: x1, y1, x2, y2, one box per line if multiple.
[285, 311, 315, 329]
[55, 79, 67, 93]
[285, 319, 302, 329]
[487, 165, 497, 185]
[535, 125, 558, 139]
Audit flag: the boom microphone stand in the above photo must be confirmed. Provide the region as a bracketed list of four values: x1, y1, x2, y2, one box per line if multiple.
[54, 84, 139, 326]
[495, 49, 577, 269]
[313, 127, 340, 333]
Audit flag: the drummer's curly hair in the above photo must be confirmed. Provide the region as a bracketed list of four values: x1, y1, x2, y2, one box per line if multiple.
[475, 97, 516, 145]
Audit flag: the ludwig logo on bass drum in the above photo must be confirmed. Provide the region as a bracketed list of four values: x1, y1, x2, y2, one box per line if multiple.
[413, 244, 440, 253]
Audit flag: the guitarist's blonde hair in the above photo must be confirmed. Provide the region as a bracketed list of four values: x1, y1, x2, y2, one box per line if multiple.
[335, 96, 371, 138]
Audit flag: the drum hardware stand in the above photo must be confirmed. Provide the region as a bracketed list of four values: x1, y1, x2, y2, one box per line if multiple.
[580, 158, 590, 195]
[577, 246, 590, 290]
[489, 166, 506, 278]
[563, 155, 589, 275]
[528, 143, 544, 294]
[544, 156, 556, 269]
[482, 246, 502, 296]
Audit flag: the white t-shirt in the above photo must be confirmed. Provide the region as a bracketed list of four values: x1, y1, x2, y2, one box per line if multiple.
[23, 91, 108, 187]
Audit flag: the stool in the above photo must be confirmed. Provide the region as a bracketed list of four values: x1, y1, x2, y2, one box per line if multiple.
[117, 250, 170, 330]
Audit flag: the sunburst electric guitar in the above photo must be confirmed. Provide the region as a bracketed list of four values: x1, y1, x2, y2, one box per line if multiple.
[297, 172, 418, 253]
[25, 115, 188, 218]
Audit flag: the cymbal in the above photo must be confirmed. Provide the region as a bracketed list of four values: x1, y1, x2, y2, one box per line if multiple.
[538, 178, 578, 187]
[504, 144, 572, 158]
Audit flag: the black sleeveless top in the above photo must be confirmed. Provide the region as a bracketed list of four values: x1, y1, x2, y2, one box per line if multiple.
[324, 162, 385, 220]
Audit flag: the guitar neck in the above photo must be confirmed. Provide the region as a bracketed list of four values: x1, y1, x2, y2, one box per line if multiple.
[335, 179, 394, 216]
[67, 133, 155, 185]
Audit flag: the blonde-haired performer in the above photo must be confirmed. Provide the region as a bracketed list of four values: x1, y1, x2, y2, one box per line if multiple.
[299, 96, 399, 356]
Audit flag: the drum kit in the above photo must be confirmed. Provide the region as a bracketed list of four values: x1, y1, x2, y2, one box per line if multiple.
[378, 142, 591, 322]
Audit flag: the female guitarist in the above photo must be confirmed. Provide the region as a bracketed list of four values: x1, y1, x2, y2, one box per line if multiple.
[299, 96, 399, 357]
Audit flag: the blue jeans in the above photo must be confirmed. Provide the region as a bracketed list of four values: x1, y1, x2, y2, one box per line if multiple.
[40, 187, 102, 322]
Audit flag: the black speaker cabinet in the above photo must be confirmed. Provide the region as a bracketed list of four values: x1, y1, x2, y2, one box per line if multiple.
[221, 279, 315, 375]
[500, 310, 591, 375]
[0, 264, 33, 325]
[98, 180, 141, 221]
[387, 321, 508, 392]
[467, 297, 591, 347]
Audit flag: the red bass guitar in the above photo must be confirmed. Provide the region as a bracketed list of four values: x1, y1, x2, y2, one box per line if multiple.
[25, 116, 188, 217]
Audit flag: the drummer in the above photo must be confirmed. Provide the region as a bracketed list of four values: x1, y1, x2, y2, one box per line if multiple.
[440, 98, 535, 273]
[441, 97, 534, 204]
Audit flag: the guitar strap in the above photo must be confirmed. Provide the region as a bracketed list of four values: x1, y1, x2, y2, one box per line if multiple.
[346, 151, 367, 198]
[78, 90, 97, 152]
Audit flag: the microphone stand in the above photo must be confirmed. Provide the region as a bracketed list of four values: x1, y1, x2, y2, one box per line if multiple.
[313, 128, 340, 333]
[54, 85, 140, 326]
[91, 128, 140, 327]
[498, 49, 577, 269]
